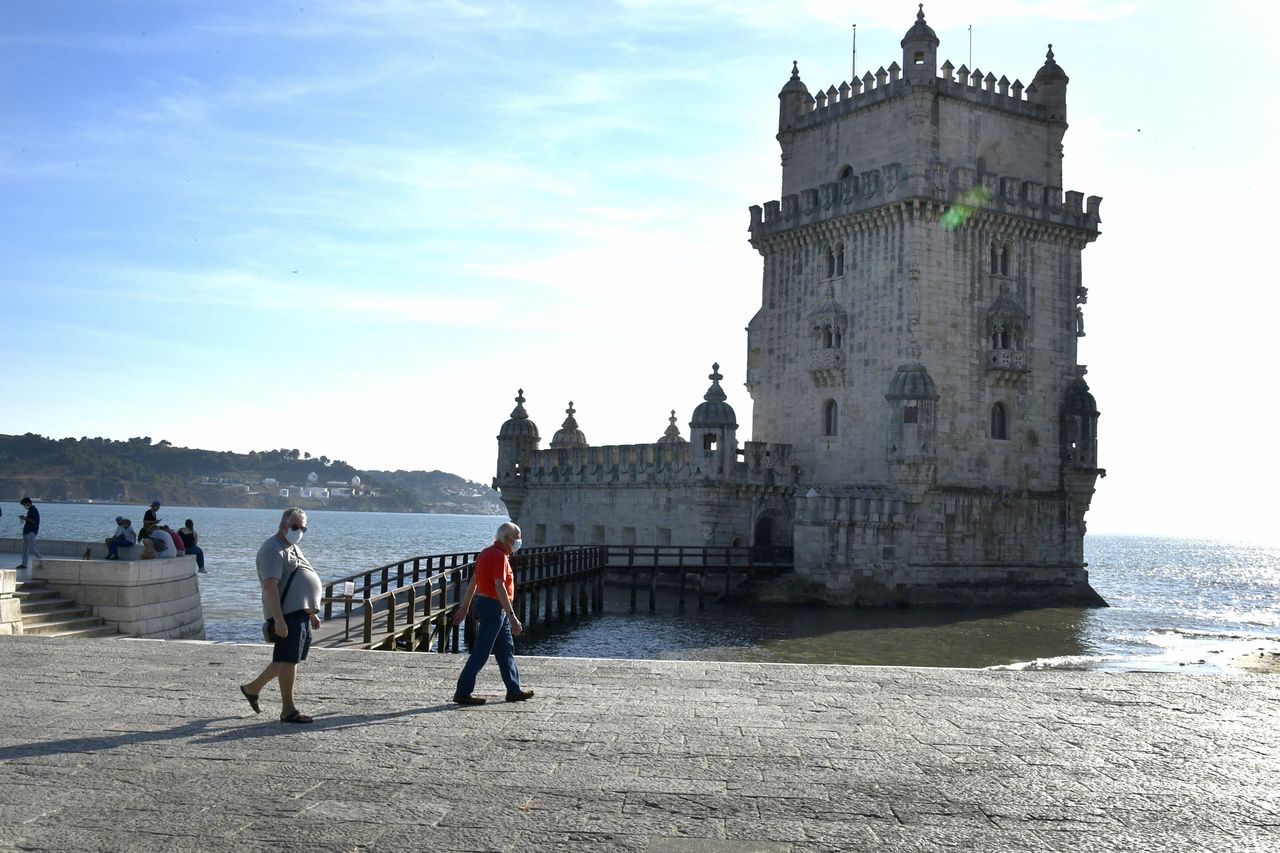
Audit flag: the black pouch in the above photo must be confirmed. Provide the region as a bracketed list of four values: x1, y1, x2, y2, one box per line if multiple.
[262, 618, 275, 643]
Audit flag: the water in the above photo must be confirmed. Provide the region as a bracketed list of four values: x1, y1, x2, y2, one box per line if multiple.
[9, 502, 1280, 674]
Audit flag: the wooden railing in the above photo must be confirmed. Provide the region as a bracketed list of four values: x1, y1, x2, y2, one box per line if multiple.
[320, 545, 607, 652]
[605, 544, 794, 612]
[319, 543, 791, 652]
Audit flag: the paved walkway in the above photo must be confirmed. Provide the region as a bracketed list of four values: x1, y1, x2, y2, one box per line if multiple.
[0, 636, 1277, 852]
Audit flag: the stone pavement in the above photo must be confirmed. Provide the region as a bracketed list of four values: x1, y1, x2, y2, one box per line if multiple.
[0, 636, 1277, 852]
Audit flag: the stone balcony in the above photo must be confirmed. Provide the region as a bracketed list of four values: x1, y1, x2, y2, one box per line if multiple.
[809, 348, 845, 387]
[986, 349, 1028, 383]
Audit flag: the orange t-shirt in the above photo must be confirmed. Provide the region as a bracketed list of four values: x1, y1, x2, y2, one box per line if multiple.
[475, 542, 514, 601]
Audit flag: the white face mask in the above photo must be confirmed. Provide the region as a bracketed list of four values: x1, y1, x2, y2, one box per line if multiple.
[285, 528, 304, 545]
[511, 538, 523, 552]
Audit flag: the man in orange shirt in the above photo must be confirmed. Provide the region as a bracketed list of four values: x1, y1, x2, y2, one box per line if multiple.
[451, 522, 534, 705]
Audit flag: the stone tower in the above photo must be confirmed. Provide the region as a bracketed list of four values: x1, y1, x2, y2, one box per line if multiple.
[745, 6, 1105, 603]
[493, 7, 1106, 607]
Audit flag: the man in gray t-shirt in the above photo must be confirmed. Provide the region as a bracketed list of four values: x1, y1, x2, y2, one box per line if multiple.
[239, 507, 325, 724]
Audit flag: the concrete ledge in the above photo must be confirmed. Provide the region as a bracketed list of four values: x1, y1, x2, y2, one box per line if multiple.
[35, 557, 204, 640]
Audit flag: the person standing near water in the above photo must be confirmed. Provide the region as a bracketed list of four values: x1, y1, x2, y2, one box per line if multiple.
[450, 521, 534, 705]
[239, 507, 323, 724]
[14, 497, 41, 581]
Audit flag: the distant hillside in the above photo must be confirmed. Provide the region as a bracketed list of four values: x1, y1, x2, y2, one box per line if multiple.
[0, 433, 503, 515]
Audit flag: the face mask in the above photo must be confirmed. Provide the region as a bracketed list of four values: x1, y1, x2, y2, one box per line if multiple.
[285, 528, 304, 545]
[511, 538, 522, 552]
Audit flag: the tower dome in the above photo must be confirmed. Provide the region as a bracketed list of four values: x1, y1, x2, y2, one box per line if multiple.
[885, 363, 940, 401]
[656, 410, 687, 445]
[690, 363, 738, 429]
[349, 475, 361, 488]
[306, 471, 318, 483]
[498, 389, 540, 441]
[901, 4, 939, 48]
[550, 402, 588, 449]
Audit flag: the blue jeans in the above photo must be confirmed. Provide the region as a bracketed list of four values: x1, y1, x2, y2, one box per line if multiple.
[454, 596, 521, 698]
[187, 544, 205, 570]
[107, 534, 134, 558]
[20, 532, 41, 567]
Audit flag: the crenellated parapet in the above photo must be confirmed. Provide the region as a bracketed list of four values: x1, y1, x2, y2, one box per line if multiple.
[782, 49, 1062, 135]
[520, 439, 795, 489]
[748, 161, 1101, 246]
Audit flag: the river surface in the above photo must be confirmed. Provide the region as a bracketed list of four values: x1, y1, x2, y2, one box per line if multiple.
[9, 502, 1280, 674]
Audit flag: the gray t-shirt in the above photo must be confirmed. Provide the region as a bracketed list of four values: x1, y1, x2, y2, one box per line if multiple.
[256, 534, 324, 617]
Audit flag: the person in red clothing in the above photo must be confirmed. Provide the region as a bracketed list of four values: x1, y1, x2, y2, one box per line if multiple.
[450, 522, 534, 705]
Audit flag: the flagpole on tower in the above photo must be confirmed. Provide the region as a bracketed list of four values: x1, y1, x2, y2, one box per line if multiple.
[851, 24, 857, 85]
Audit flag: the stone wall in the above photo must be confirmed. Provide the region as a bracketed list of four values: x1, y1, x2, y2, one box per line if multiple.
[36, 557, 205, 640]
[0, 570, 20, 636]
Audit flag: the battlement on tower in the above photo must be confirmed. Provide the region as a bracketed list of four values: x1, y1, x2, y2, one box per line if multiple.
[748, 161, 1101, 245]
[519, 440, 795, 488]
[794, 57, 1049, 131]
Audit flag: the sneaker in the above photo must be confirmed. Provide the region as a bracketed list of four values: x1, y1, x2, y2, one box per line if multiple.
[452, 694, 486, 706]
[505, 689, 535, 702]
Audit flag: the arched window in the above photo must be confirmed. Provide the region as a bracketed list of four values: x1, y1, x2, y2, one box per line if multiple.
[825, 247, 836, 277]
[990, 402, 1008, 440]
[823, 400, 838, 436]
[990, 242, 1012, 276]
[822, 326, 833, 348]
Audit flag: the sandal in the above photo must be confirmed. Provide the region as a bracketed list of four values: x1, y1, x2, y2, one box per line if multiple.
[239, 684, 260, 714]
[280, 709, 313, 724]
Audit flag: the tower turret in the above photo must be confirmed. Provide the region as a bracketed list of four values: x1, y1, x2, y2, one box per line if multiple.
[550, 402, 588, 449]
[777, 61, 813, 134]
[495, 388, 540, 500]
[689, 363, 739, 478]
[900, 4, 939, 84]
[1027, 44, 1068, 121]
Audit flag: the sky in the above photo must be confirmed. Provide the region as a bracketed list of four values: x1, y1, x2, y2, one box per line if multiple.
[3, 1, 1278, 544]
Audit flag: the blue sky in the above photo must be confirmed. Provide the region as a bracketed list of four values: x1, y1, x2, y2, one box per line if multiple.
[3, 1, 1278, 543]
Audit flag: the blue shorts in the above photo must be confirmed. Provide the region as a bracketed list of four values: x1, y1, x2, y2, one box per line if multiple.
[271, 610, 313, 664]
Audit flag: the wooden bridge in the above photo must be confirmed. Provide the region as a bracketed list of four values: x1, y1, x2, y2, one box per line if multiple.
[313, 544, 792, 653]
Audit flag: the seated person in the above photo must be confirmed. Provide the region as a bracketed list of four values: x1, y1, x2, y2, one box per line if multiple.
[162, 525, 185, 557]
[179, 519, 206, 573]
[147, 526, 174, 559]
[105, 516, 138, 559]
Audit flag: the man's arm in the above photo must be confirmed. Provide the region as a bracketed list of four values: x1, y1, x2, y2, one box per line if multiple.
[493, 582, 522, 637]
[262, 576, 288, 637]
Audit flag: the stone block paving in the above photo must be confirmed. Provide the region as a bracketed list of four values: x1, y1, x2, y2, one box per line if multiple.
[0, 635, 1277, 852]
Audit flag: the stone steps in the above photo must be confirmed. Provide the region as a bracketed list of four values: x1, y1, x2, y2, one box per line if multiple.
[15, 582, 119, 639]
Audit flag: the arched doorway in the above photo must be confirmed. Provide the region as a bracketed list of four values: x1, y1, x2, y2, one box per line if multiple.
[753, 516, 774, 549]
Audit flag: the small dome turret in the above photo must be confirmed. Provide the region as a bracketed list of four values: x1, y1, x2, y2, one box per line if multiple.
[1027, 44, 1068, 120]
[690, 363, 738, 429]
[498, 388, 540, 441]
[778, 61, 813, 132]
[901, 4, 939, 82]
[550, 401, 588, 449]
[657, 410, 687, 445]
